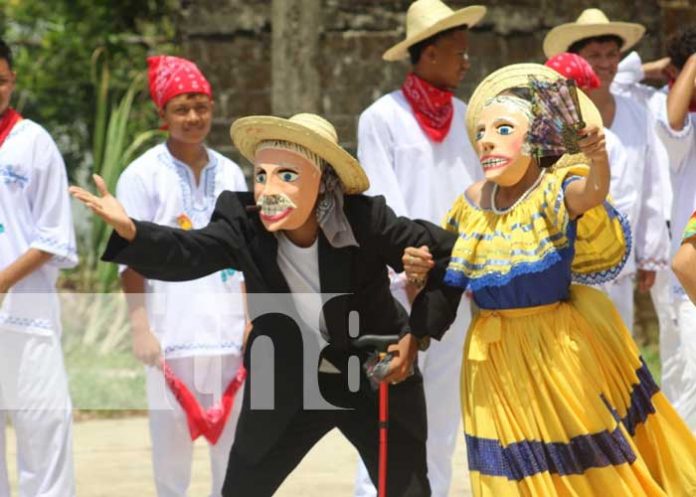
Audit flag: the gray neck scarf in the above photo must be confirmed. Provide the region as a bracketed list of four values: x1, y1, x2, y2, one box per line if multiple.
[315, 166, 359, 248]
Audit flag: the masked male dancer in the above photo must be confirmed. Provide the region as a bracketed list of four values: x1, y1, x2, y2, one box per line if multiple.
[71, 112, 461, 496]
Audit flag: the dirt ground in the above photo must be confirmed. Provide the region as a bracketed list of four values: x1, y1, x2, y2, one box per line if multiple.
[6, 416, 472, 496]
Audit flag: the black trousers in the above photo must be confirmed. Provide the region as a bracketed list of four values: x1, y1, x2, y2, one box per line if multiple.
[221, 378, 430, 497]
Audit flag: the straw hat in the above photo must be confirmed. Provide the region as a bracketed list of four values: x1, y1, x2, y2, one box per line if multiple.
[466, 63, 603, 146]
[383, 0, 486, 62]
[543, 8, 645, 58]
[231, 113, 369, 195]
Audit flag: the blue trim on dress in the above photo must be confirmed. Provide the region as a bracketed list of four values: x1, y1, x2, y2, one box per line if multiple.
[621, 359, 660, 436]
[571, 201, 632, 285]
[465, 426, 636, 480]
[445, 248, 571, 291]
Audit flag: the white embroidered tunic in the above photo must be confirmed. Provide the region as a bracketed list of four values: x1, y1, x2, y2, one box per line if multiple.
[116, 143, 248, 358]
[0, 119, 78, 336]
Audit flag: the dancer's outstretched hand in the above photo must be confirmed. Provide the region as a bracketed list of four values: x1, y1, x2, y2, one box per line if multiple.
[69, 174, 137, 241]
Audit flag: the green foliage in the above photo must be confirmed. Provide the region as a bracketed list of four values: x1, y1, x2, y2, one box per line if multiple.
[1, 0, 178, 176]
[2, 0, 175, 291]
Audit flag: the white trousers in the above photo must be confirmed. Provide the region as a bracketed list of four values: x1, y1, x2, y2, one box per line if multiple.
[604, 275, 635, 334]
[672, 298, 696, 432]
[650, 271, 680, 403]
[145, 353, 244, 497]
[354, 299, 471, 497]
[0, 331, 75, 497]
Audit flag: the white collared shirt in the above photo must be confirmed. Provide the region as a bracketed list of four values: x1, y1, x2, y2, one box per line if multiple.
[116, 143, 248, 357]
[358, 90, 482, 301]
[0, 119, 78, 336]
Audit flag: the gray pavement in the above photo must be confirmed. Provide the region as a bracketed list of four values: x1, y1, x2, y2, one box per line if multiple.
[6, 416, 472, 496]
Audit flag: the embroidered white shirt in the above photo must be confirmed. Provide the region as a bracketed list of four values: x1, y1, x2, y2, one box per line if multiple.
[116, 143, 248, 358]
[0, 119, 78, 336]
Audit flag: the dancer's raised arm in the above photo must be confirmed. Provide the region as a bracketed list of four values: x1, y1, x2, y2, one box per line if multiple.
[70, 174, 246, 281]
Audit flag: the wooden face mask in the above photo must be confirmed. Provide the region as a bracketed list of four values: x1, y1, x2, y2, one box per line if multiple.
[474, 98, 533, 187]
[253, 147, 322, 233]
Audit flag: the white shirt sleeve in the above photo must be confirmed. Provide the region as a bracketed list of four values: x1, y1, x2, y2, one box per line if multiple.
[25, 130, 78, 268]
[357, 108, 409, 218]
[634, 126, 671, 270]
[115, 166, 153, 274]
[357, 105, 410, 298]
[233, 162, 248, 192]
[116, 167, 155, 222]
[614, 51, 644, 87]
[655, 100, 694, 173]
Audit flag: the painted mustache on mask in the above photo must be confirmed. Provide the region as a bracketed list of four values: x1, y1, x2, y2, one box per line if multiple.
[255, 194, 297, 217]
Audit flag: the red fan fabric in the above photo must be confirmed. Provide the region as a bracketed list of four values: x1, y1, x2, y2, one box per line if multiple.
[545, 53, 601, 92]
[401, 72, 454, 142]
[147, 55, 212, 110]
[0, 107, 22, 148]
[162, 361, 246, 445]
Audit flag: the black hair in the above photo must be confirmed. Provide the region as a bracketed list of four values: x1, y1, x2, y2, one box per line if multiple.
[567, 34, 624, 54]
[408, 25, 468, 65]
[667, 26, 696, 71]
[0, 38, 12, 70]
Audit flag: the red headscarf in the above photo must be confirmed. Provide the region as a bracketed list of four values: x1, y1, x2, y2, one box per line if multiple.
[401, 72, 454, 142]
[0, 107, 22, 148]
[545, 53, 601, 92]
[147, 55, 212, 110]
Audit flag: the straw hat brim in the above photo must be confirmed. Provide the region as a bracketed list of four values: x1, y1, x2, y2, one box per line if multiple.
[383, 6, 486, 62]
[466, 63, 603, 147]
[543, 22, 645, 58]
[231, 116, 370, 195]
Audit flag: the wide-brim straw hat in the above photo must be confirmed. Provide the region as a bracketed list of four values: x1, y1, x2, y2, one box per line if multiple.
[231, 113, 369, 195]
[383, 0, 486, 62]
[543, 8, 645, 58]
[466, 63, 603, 147]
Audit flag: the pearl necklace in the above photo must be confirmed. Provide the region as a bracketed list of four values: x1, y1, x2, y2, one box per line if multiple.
[490, 170, 546, 215]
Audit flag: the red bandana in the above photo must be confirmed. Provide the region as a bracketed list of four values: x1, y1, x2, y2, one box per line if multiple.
[401, 72, 454, 142]
[0, 108, 22, 148]
[147, 55, 212, 110]
[163, 362, 246, 445]
[545, 53, 600, 92]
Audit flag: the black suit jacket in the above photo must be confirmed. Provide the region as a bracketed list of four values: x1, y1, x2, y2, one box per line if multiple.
[103, 191, 459, 462]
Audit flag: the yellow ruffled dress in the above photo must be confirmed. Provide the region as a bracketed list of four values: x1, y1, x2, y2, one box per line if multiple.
[443, 155, 696, 497]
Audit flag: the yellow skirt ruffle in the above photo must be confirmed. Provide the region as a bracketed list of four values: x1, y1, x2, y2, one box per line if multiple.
[462, 285, 696, 497]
